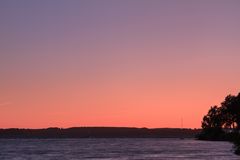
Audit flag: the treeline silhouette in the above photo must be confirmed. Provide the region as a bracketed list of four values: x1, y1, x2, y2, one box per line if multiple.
[0, 127, 200, 138]
[197, 92, 240, 154]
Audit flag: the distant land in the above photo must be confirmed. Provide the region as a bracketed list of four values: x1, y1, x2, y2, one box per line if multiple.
[0, 127, 201, 138]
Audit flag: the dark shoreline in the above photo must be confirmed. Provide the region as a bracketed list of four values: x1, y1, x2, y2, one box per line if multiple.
[0, 127, 200, 139]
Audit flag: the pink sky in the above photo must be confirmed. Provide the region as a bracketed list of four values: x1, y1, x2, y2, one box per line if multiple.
[0, 1, 240, 128]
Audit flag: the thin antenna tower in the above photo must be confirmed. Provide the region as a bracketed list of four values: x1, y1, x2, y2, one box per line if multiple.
[181, 117, 183, 129]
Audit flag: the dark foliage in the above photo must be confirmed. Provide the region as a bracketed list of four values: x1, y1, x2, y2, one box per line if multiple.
[198, 92, 240, 155]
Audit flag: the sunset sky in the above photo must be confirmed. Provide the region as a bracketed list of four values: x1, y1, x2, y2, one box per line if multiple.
[0, 0, 240, 129]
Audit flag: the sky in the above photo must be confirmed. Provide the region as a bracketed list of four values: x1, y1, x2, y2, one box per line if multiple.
[0, 0, 240, 129]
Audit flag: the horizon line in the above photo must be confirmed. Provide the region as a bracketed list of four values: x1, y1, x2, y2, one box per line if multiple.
[0, 126, 201, 130]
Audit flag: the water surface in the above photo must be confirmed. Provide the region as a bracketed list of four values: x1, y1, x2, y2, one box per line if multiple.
[0, 138, 238, 160]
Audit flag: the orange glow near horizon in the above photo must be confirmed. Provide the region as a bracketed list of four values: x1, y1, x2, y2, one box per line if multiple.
[1, 1, 240, 129]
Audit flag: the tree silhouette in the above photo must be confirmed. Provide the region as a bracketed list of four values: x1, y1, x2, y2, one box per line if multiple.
[221, 95, 238, 129]
[201, 106, 223, 129]
[199, 92, 240, 154]
[201, 93, 240, 131]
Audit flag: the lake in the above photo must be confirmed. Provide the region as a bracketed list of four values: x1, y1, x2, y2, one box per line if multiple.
[0, 138, 238, 159]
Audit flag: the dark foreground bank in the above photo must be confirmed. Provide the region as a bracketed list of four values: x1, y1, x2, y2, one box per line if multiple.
[197, 128, 240, 155]
[0, 127, 200, 138]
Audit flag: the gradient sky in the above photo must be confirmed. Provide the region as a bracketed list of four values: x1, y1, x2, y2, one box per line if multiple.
[0, 0, 240, 128]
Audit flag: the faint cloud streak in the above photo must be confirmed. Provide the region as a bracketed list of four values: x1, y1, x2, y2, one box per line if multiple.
[0, 102, 12, 107]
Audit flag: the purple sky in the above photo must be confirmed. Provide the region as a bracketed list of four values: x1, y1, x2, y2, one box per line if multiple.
[0, 0, 240, 128]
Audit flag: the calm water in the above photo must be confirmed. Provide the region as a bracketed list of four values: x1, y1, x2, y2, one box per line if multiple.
[0, 138, 238, 160]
